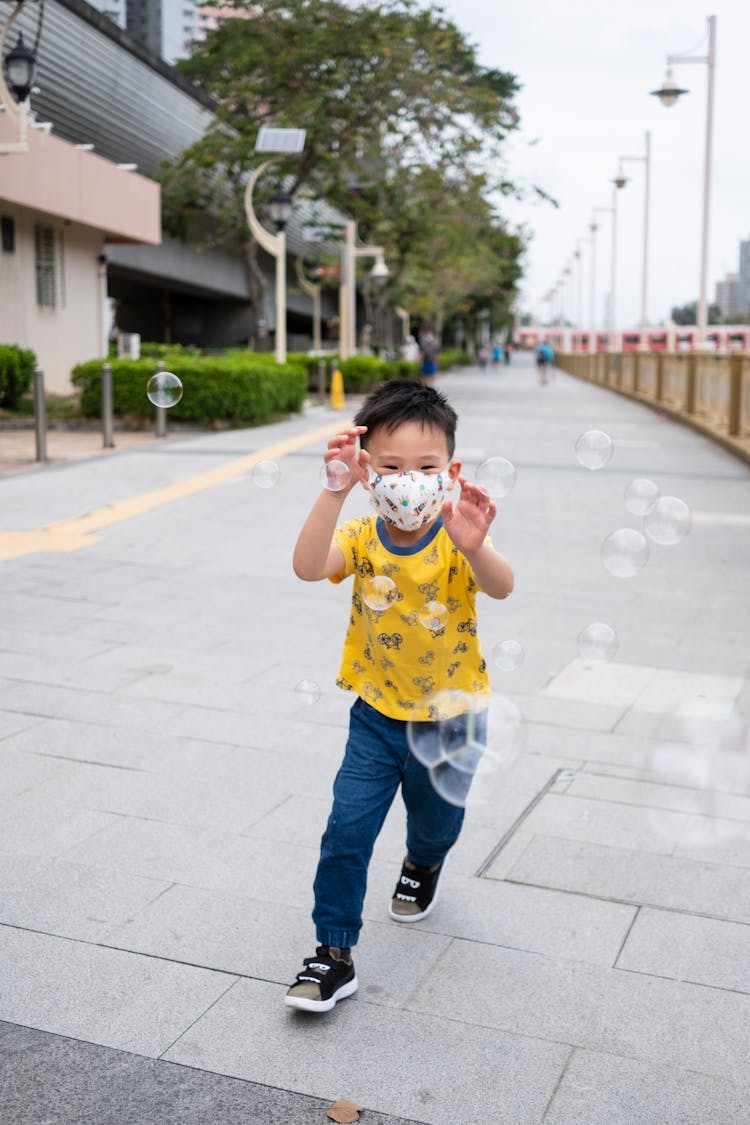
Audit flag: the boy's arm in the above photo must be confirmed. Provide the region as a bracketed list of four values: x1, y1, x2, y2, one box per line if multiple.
[292, 426, 370, 582]
[442, 477, 514, 600]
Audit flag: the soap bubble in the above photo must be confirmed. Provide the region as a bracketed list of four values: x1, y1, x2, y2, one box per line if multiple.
[418, 601, 448, 633]
[601, 528, 649, 577]
[321, 459, 351, 492]
[294, 679, 320, 706]
[577, 622, 619, 662]
[575, 430, 614, 470]
[624, 478, 660, 516]
[362, 575, 398, 612]
[475, 457, 516, 498]
[146, 371, 183, 408]
[492, 639, 525, 671]
[252, 459, 281, 489]
[408, 692, 525, 807]
[643, 496, 692, 546]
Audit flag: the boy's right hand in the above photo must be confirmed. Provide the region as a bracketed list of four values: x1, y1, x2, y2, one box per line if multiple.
[324, 425, 370, 490]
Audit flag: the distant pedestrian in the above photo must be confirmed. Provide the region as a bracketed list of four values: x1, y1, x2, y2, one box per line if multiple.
[535, 341, 554, 384]
[419, 330, 439, 379]
[503, 343, 512, 365]
[400, 334, 420, 363]
[285, 379, 514, 1013]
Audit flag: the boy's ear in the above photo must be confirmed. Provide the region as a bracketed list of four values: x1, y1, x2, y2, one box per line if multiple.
[447, 459, 462, 486]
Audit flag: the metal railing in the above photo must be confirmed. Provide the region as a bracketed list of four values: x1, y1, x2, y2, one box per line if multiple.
[556, 351, 750, 463]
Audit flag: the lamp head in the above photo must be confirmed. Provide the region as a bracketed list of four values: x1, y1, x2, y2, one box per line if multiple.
[4, 33, 36, 103]
[268, 183, 293, 231]
[651, 67, 689, 108]
[613, 165, 628, 189]
[370, 255, 389, 282]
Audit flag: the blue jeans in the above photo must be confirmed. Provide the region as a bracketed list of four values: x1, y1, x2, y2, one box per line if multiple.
[312, 696, 467, 948]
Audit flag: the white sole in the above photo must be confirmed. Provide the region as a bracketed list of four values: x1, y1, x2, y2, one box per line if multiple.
[284, 975, 358, 1012]
[388, 868, 443, 923]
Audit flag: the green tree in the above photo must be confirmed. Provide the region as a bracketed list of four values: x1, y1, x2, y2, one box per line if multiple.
[160, 0, 522, 335]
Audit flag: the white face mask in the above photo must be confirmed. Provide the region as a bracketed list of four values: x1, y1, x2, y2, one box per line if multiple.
[367, 466, 450, 531]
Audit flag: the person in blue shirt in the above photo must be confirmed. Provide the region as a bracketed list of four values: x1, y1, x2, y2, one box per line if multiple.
[535, 341, 554, 384]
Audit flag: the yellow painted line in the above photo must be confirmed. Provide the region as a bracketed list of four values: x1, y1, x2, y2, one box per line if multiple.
[0, 419, 348, 561]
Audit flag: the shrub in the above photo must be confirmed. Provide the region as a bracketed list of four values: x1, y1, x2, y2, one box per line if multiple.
[71, 353, 307, 425]
[0, 344, 36, 409]
[438, 349, 471, 370]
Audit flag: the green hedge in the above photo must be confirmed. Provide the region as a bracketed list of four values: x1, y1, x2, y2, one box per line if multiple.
[0, 344, 36, 410]
[438, 349, 471, 370]
[71, 354, 307, 425]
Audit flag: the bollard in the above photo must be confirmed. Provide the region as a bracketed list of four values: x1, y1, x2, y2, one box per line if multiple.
[33, 367, 47, 463]
[102, 363, 115, 448]
[330, 367, 345, 411]
[154, 360, 167, 438]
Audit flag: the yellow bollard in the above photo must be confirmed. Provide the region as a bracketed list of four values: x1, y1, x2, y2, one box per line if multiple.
[330, 367, 345, 411]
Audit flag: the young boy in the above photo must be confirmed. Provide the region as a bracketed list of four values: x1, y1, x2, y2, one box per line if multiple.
[286, 380, 514, 1012]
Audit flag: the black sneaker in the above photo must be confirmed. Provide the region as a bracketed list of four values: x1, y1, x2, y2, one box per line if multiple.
[389, 858, 444, 922]
[285, 946, 358, 1012]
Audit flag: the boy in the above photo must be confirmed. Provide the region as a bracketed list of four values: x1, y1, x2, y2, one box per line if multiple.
[286, 380, 514, 1012]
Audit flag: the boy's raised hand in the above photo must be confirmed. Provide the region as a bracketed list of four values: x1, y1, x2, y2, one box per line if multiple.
[442, 477, 497, 552]
[323, 425, 369, 489]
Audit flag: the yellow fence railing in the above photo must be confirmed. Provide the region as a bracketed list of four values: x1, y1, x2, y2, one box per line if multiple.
[556, 351, 750, 465]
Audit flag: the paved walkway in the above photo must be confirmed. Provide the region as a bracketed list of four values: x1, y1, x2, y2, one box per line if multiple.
[1, 356, 749, 1124]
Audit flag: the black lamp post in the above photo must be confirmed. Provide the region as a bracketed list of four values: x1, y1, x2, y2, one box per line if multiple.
[4, 32, 35, 103]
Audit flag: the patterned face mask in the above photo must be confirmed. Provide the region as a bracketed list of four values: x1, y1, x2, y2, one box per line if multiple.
[367, 466, 450, 531]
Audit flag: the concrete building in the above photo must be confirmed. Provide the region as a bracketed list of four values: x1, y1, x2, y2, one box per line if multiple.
[1, 0, 338, 389]
[715, 237, 750, 321]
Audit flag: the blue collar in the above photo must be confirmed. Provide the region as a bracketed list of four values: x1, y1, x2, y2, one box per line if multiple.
[376, 515, 444, 555]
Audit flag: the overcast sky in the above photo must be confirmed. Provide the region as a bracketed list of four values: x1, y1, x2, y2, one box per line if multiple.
[439, 0, 749, 329]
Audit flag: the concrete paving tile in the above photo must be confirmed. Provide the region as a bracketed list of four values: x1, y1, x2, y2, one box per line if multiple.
[3, 715, 237, 774]
[0, 1021, 425, 1125]
[511, 691, 626, 731]
[163, 976, 570, 1125]
[544, 1048, 750, 1125]
[0, 627, 113, 661]
[567, 770, 750, 825]
[406, 937, 750, 1080]
[0, 850, 170, 941]
[0, 679, 184, 731]
[0, 925, 235, 1057]
[102, 881, 453, 1008]
[0, 709, 45, 742]
[500, 835, 750, 922]
[29, 758, 290, 831]
[617, 906, 750, 994]
[0, 743, 72, 798]
[0, 798, 115, 859]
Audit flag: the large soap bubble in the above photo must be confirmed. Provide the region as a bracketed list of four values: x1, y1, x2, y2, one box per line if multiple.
[492, 639, 525, 671]
[577, 622, 618, 662]
[418, 601, 448, 633]
[146, 371, 183, 408]
[294, 679, 321, 706]
[321, 459, 351, 492]
[575, 430, 614, 470]
[624, 478, 660, 516]
[643, 496, 692, 546]
[252, 460, 281, 489]
[475, 457, 516, 498]
[362, 575, 398, 612]
[601, 528, 649, 577]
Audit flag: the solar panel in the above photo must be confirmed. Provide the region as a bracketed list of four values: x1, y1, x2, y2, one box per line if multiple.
[255, 127, 306, 154]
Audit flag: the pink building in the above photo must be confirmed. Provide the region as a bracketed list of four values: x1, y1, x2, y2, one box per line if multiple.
[0, 115, 160, 392]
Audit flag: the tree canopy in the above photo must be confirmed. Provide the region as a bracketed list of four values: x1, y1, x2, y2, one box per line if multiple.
[161, 0, 525, 338]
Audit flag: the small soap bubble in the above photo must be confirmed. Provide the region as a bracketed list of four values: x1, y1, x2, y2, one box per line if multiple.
[294, 679, 321, 706]
[575, 430, 614, 470]
[362, 575, 398, 612]
[418, 601, 448, 633]
[475, 457, 516, 498]
[321, 459, 351, 492]
[146, 371, 183, 408]
[643, 496, 692, 546]
[252, 459, 281, 489]
[577, 622, 619, 662]
[601, 528, 649, 577]
[492, 639, 525, 671]
[624, 478, 660, 516]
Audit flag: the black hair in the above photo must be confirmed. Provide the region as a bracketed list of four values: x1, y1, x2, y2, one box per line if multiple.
[353, 380, 458, 458]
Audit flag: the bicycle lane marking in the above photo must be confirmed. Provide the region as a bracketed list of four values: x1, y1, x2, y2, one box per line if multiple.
[0, 419, 348, 562]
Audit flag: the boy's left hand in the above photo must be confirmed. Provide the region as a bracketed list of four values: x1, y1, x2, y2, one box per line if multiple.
[442, 477, 497, 553]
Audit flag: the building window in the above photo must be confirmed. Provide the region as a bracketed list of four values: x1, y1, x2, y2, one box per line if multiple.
[1, 215, 14, 253]
[35, 224, 56, 307]
[58, 229, 66, 309]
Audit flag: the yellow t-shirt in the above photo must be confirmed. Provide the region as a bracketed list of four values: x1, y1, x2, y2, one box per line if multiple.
[330, 515, 490, 720]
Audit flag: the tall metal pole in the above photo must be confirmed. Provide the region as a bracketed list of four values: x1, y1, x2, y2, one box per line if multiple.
[608, 185, 618, 349]
[641, 130, 651, 335]
[244, 159, 288, 364]
[589, 220, 597, 339]
[696, 15, 716, 348]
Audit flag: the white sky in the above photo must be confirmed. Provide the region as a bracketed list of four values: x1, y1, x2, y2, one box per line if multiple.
[439, 0, 749, 328]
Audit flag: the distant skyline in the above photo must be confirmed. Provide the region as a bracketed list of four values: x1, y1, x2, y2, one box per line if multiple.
[440, 0, 749, 328]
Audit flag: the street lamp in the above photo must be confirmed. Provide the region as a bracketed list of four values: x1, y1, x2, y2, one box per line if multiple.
[0, 2, 38, 155]
[339, 219, 389, 360]
[651, 15, 716, 348]
[295, 251, 322, 353]
[588, 217, 598, 340]
[615, 131, 651, 345]
[244, 161, 294, 362]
